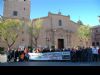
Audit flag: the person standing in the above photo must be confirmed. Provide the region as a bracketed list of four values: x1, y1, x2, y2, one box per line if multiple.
[24, 48, 29, 61]
[71, 48, 76, 62]
[87, 47, 92, 62]
[7, 50, 12, 62]
[92, 46, 99, 62]
[14, 49, 20, 62]
[82, 48, 88, 62]
[19, 52, 25, 62]
[98, 48, 100, 61]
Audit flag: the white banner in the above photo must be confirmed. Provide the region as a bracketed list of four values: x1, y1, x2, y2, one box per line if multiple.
[28, 51, 70, 60]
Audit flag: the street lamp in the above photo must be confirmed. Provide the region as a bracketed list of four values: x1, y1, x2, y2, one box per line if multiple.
[45, 30, 50, 48]
[46, 37, 50, 48]
[52, 29, 56, 49]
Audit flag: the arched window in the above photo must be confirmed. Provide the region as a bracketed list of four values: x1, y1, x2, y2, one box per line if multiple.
[59, 20, 62, 26]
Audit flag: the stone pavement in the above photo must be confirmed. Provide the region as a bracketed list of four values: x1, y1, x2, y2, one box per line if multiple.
[0, 61, 100, 66]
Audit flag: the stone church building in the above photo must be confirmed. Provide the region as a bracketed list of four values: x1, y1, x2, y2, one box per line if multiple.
[1, 0, 83, 49]
[32, 12, 81, 49]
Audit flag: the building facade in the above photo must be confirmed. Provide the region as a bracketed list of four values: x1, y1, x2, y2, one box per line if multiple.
[32, 12, 81, 49]
[3, 0, 30, 20]
[91, 25, 100, 46]
[1, 0, 89, 50]
[0, 0, 31, 49]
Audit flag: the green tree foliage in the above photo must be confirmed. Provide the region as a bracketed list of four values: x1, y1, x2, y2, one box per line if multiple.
[77, 20, 83, 25]
[0, 19, 22, 50]
[29, 19, 43, 48]
[0, 47, 4, 54]
[77, 25, 91, 47]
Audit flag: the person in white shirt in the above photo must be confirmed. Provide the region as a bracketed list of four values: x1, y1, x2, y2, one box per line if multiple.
[92, 46, 99, 62]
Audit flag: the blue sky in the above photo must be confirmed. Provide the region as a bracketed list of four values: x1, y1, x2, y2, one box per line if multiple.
[0, 0, 100, 26]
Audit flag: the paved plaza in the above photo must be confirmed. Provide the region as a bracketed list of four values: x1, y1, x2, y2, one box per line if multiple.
[0, 61, 100, 66]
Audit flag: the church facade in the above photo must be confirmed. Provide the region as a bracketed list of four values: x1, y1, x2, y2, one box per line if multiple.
[1, 0, 85, 49]
[91, 25, 100, 47]
[32, 12, 81, 49]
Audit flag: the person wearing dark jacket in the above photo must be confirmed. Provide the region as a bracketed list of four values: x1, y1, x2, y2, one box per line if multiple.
[76, 49, 82, 62]
[14, 49, 20, 62]
[98, 48, 100, 61]
[19, 52, 25, 62]
[7, 50, 12, 62]
[71, 48, 77, 62]
[87, 47, 92, 62]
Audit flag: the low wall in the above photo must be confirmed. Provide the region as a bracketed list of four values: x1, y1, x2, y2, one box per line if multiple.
[0, 54, 7, 63]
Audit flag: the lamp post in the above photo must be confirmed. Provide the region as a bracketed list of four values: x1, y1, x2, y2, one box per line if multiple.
[46, 30, 50, 48]
[52, 29, 56, 49]
[46, 37, 50, 48]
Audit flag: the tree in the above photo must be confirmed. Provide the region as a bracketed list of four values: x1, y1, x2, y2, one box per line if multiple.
[29, 19, 43, 48]
[77, 20, 83, 25]
[0, 19, 22, 50]
[77, 24, 91, 47]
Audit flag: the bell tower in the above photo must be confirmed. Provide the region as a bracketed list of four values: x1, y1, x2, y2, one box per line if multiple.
[3, 0, 31, 48]
[3, 0, 30, 20]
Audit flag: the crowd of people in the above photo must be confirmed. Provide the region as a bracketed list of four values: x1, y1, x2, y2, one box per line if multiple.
[70, 46, 100, 62]
[34, 46, 100, 62]
[7, 48, 29, 62]
[6, 46, 100, 62]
